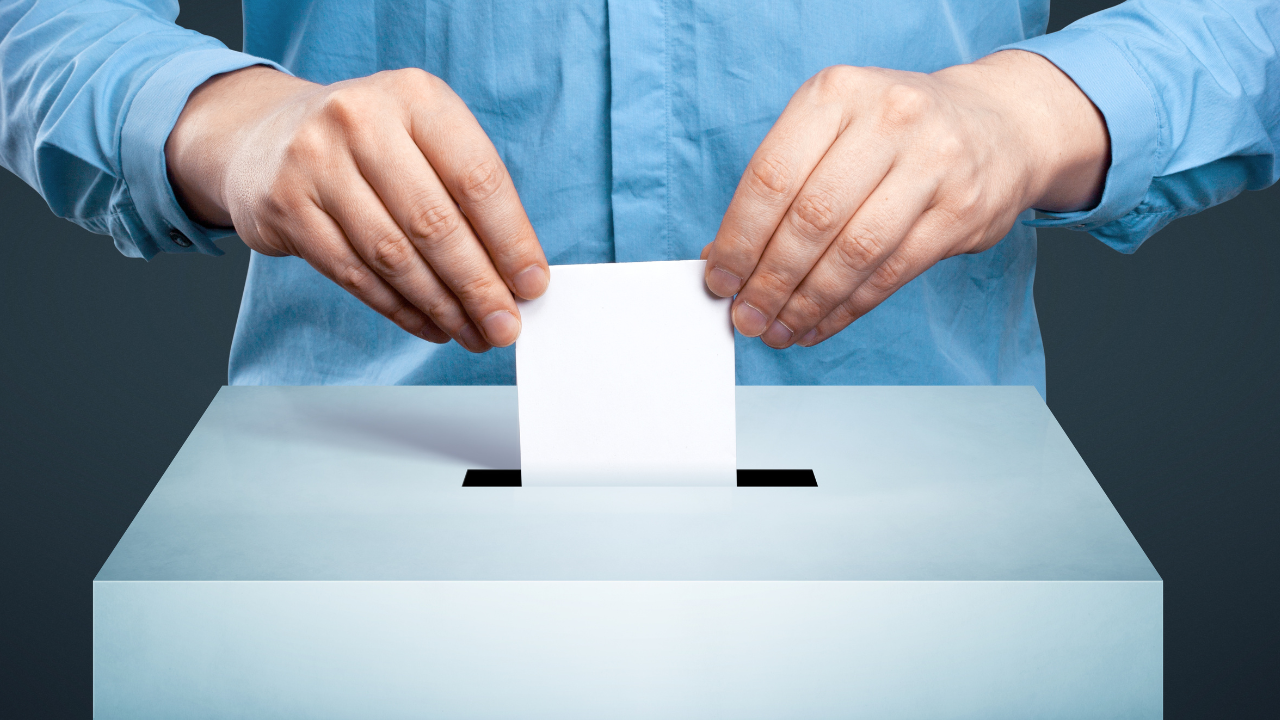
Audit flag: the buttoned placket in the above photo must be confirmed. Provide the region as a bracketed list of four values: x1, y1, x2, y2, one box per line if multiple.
[606, 0, 672, 262]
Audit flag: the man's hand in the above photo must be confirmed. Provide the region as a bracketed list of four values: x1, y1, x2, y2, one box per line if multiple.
[702, 50, 1109, 348]
[166, 66, 549, 352]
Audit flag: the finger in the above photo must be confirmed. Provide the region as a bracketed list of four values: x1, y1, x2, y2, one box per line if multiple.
[704, 88, 848, 298]
[766, 167, 937, 348]
[729, 126, 896, 338]
[316, 166, 491, 352]
[345, 114, 520, 348]
[799, 209, 959, 347]
[286, 204, 468, 347]
[419, 315, 452, 344]
[405, 79, 549, 300]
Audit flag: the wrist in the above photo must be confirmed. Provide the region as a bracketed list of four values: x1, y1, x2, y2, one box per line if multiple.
[936, 50, 1110, 214]
[165, 66, 313, 227]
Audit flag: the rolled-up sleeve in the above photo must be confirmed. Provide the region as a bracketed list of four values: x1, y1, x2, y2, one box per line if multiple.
[0, 1, 285, 259]
[1001, 0, 1280, 253]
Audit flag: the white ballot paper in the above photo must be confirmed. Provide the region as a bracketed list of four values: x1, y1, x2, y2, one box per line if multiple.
[516, 259, 736, 486]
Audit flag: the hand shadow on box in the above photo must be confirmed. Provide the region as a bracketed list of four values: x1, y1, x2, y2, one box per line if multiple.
[232, 393, 521, 469]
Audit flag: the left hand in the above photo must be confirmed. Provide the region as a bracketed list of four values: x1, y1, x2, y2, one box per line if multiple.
[702, 50, 1109, 348]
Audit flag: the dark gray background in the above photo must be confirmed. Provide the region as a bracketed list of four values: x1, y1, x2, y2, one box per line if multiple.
[2, 1, 1276, 717]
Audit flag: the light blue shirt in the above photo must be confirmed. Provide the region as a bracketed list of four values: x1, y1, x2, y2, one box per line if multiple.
[3, 1, 1277, 394]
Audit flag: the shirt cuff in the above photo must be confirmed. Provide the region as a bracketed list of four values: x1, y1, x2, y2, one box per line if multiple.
[119, 48, 288, 258]
[998, 28, 1163, 252]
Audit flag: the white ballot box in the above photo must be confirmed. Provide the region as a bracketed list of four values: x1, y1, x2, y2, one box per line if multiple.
[93, 386, 1161, 719]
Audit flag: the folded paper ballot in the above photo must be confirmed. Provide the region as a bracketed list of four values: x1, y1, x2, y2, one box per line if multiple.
[516, 260, 736, 486]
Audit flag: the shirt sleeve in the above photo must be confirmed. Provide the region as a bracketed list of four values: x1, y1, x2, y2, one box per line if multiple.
[1000, 0, 1280, 253]
[0, 0, 286, 259]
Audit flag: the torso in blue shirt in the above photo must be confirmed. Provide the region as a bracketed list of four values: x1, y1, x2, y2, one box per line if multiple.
[228, 0, 1049, 393]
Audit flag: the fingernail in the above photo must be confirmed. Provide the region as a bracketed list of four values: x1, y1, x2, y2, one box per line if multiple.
[458, 323, 490, 352]
[762, 319, 793, 348]
[481, 309, 521, 347]
[798, 329, 820, 347]
[706, 267, 744, 297]
[421, 326, 449, 344]
[512, 265, 548, 299]
[733, 302, 769, 337]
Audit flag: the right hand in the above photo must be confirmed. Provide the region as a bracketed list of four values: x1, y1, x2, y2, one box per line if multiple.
[166, 66, 549, 352]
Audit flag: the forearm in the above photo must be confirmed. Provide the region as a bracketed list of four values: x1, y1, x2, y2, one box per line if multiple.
[1001, 0, 1280, 251]
[0, 0, 280, 258]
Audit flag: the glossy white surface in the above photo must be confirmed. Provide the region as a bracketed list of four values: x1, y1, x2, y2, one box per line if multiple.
[98, 385, 1157, 582]
[93, 386, 1161, 719]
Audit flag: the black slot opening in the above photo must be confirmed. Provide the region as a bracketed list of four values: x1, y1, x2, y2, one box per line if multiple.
[735, 469, 817, 487]
[463, 469, 522, 486]
[463, 469, 816, 487]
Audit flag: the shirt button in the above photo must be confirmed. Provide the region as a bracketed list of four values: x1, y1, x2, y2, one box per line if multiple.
[169, 227, 193, 248]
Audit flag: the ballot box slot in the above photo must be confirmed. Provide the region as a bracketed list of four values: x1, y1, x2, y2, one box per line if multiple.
[735, 469, 817, 486]
[462, 469, 817, 487]
[463, 469, 522, 486]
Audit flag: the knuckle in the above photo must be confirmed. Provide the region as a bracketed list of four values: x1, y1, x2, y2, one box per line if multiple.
[811, 65, 859, 100]
[746, 153, 794, 200]
[932, 132, 966, 165]
[423, 295, 464, 330]
[828, 301, 863, 330]
[965, 185, 989, 216]
[487, 226, 539, 266]
[456, 160, 505, 205]
[336, 260, 376, 295]
[836, 291, 873, 322]
[783, 290, 827, 325]
[832, 227, 887, 272]
[865, 256, 906, 296]
[407, 202, 462, 244]
[748, 267, 792, 302]
[383, 66, 428, 86]
[388, 304, 423, 331]
[790, 189, 843, 238]
[389, 67, 443, 96]
[880, 83, 931, 128]
[368, 233, 416, 277]
[321, 87, 370, 129]
[453, 271, 501, 304]
[283, 125, 328, 166]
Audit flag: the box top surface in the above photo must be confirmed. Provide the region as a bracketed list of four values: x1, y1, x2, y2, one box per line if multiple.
[97, 386, 1158, 582]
